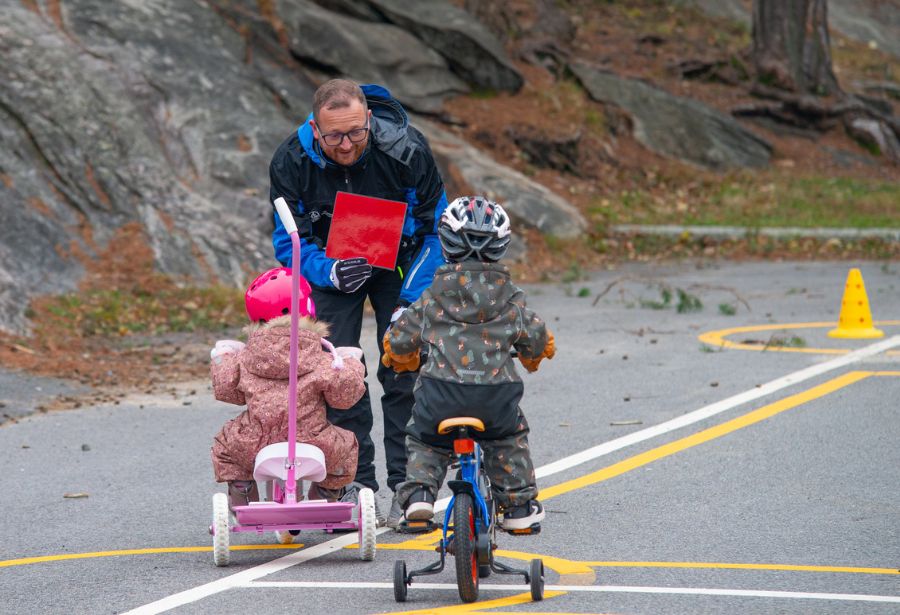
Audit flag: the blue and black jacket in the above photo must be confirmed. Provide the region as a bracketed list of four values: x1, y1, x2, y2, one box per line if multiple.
[269, 84, 449, 306]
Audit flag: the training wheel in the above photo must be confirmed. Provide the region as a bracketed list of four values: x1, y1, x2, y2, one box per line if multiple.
[529, 558, 544, 601]
[212, 492, 230, 567]
[357, 487, 376, 561]
[393, 560, 408, 602]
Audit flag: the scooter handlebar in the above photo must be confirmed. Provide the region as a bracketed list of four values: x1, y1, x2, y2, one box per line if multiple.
[273, 197, 298, 235]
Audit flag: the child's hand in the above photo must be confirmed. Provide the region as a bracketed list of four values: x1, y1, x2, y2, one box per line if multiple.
[518, 332, 555, 372]
[335, 346, 363, 361]
[210, 340, 245, 362]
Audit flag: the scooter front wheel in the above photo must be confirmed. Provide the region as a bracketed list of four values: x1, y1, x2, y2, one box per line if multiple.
[453, 493, 479, 603]
[357, 487, 377, 561]
[212, 492, 230, 567]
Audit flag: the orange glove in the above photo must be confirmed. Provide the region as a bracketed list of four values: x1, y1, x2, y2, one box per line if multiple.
[518, 331, 556, 372]
[381, 331, 421, 373]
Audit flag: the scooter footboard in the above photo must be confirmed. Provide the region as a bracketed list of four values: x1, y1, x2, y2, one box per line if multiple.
[232, 501, 355, 526]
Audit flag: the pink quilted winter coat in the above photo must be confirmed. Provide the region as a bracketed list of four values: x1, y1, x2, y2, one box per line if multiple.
[210, 317, 364, 489]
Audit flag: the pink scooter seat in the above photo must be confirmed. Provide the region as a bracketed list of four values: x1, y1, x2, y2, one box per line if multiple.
[253, 442, 327, 483]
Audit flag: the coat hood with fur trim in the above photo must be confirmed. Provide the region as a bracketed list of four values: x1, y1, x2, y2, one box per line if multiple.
[240, 316, 331, 380]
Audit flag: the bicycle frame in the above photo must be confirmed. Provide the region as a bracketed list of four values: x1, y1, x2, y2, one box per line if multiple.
[394, 422, 544, 603]
[443, 442, 491, 544]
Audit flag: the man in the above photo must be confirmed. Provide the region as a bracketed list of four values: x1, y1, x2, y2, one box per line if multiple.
[269, 79, 448, 527]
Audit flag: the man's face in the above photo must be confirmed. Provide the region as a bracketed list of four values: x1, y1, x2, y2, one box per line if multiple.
[311, 100, 371, 167]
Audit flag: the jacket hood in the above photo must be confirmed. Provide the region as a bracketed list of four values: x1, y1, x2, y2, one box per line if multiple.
[241, 316, 330, 380]
[297, 84, 410, 169]
[430, 261, 516, 325]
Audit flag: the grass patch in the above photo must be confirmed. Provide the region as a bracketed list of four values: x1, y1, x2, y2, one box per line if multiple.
[640, 288, 672, 310]
[32, 284, 244, 338]
[616, 175, 900, 228]
[718, 302, 737, 316]
[638, 287, 703, 313]
[561, 262, 585, 283]
[765, 335, 807, 349]
[675, 289, 703, 313]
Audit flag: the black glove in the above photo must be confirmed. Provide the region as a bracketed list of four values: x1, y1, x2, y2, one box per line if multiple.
[329, 257, 372, 293]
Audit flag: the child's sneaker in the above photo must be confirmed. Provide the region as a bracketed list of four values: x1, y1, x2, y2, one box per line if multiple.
[308, 483, 343, 501]
[227, 480, 259, 509]
[499, 500, 544, 532]
[404, 489, 435, 521]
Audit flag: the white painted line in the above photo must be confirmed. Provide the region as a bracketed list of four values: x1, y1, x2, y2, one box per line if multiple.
[536, 335, 900, 478]
[243, 581, 900, 603]
[123, 335, 900, 614]
[122, 533, 361, 615]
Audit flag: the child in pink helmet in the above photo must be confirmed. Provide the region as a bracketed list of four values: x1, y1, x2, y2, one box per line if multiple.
[210, 267, 366, 508]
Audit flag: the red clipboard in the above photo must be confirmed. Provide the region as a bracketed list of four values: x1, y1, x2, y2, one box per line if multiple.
[324, 191, 408, 270]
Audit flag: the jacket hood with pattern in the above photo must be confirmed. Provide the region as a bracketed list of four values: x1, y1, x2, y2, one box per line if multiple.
[241, 316, 330, 380]
[429, 261, 517, 325]
[386, 259, 549, 386]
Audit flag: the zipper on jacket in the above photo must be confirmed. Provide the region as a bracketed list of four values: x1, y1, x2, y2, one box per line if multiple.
[403, 246, 430, 290]
[343, 168, 352, 192]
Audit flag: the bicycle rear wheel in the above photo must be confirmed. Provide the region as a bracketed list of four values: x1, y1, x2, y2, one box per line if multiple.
[453, 493, 479, 603]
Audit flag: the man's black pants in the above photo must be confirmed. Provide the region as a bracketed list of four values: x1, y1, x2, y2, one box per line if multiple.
[311, 268, 417, 493]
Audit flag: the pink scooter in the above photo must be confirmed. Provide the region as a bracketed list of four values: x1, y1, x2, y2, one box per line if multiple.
[209, 197, 377, 566]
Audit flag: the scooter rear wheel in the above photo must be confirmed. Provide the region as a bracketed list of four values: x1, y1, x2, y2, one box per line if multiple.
[453, 493, 479, 603]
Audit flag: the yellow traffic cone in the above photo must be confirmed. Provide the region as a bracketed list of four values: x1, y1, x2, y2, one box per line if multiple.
[828, 268, 884, 339]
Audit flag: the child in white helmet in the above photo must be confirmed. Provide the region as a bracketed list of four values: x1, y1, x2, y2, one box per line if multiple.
[382, 196, 555, 533]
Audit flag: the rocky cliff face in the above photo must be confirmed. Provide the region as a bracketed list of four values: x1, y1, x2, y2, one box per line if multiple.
[1, 1, 312, 332]
[1, 0, 895, 335]
[0, 0, 533, 334]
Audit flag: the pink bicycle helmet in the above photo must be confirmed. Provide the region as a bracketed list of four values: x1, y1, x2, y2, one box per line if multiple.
[245, 267, 316, 323]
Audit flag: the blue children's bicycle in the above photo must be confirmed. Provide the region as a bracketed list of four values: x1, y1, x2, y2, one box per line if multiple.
[392, 417, 544, 604]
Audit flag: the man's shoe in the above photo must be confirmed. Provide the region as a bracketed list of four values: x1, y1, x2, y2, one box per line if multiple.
[340, 482, 386, 526]
[386, 492, 404, 529]
[499, 500, 545, 532]
[374, 498, 387, 527]
[405, 489, 435, 522]
[339, 481, 363, 504]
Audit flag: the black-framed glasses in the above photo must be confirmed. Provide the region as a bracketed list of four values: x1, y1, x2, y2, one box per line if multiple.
[319, 121, 370, 146]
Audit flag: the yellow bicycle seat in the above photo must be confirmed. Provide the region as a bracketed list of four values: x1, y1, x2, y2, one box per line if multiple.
[437, 417, 486, 435]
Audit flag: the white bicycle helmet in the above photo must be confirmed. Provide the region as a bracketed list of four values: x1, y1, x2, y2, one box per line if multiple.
[438, 196, 511, 262]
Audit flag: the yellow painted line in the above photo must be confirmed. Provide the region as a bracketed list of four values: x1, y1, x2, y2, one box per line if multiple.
[0, 544, 304, 568]
[581, 561, 900, 575]
[539, 371, 873, 501]
[9, 371, 898, 576]
[494, 550, 594, 577]
[698, 321, 900, 355]
[381, 590, 565, 615]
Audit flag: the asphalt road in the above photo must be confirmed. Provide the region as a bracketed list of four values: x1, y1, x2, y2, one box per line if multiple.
[1, 261, 898, 615]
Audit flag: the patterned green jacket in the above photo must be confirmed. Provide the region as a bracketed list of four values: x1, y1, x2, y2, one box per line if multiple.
[387, 261, 550, 385]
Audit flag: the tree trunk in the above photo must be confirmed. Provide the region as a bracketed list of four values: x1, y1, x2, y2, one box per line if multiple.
[752, 0, 840, 96]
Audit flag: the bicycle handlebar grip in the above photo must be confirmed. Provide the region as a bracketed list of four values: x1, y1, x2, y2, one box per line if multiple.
[273, 197, 298, 235]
